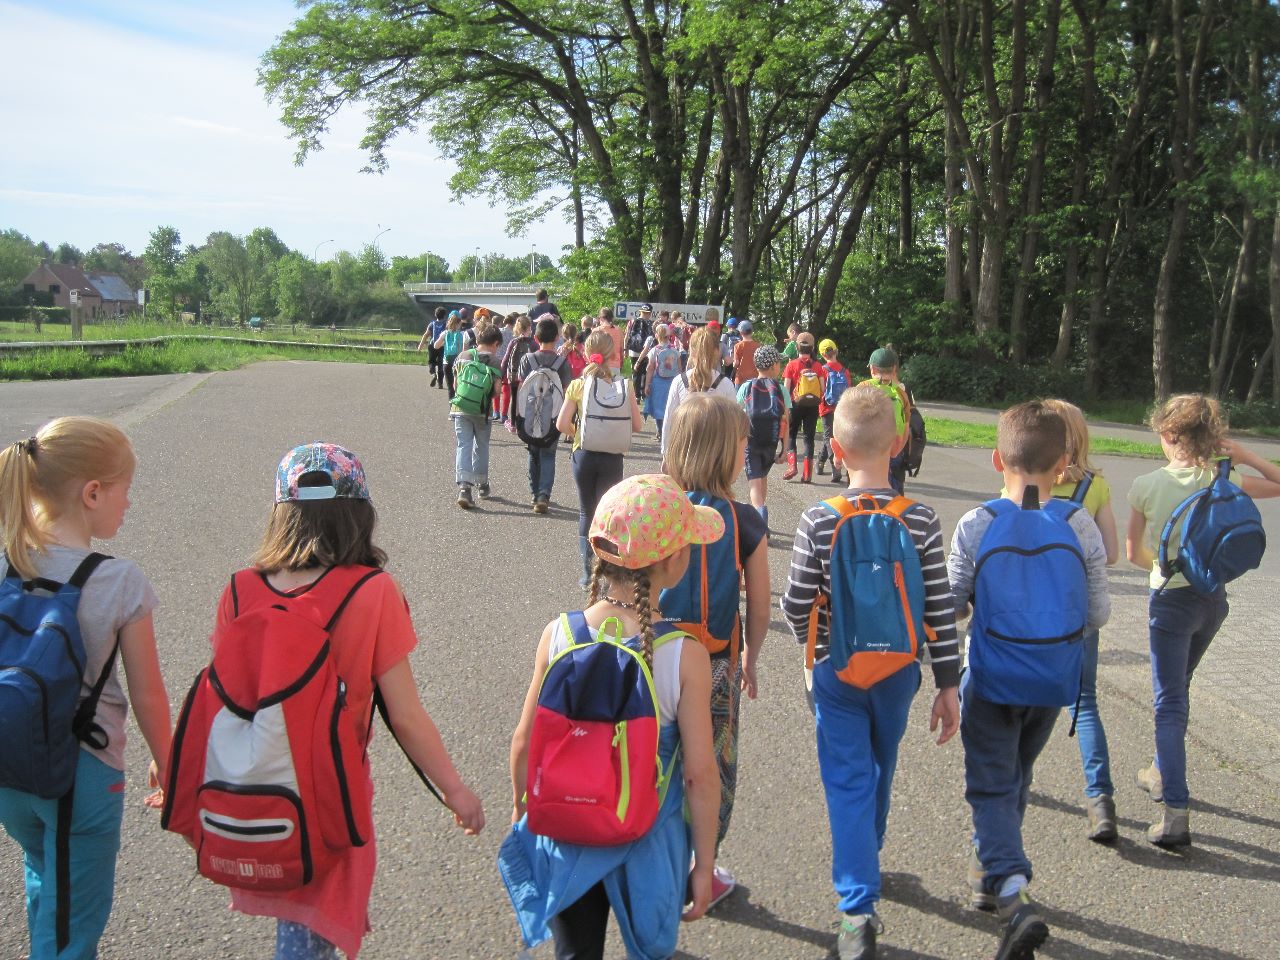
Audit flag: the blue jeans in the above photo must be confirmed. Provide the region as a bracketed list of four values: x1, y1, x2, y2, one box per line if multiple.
[528, 442, 558, 499]
[275, 920, 338, 960]
[453, 414, 491, 486]
[960, 670, 1059, 891]
[1070, 629, 1113, 797]
[0, 751, 124, 960]
[813, 659, 920, 915]
[1148, 586, 1228, 808]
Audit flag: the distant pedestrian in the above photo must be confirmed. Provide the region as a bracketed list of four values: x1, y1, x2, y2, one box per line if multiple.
[860, 346, 913, 493]
[643, 323, 685, 442]
[731, 321, 759, 386]
[736, 344, 789, 531]
[417, 306, 448, 389]
[517, 318, 572, 514]
[780, 323, 801, 361]
[596, 307, 625, 372]
[528, 288, 559, 323]
[500, 316, 536, 428]
[661, 327, 737, 456]
[782, 332, 826, 483]
[559, 323, 587, 379]
[451, 325, 504, 509]
[720, 318, 743, 378]
[816, 339, 850, 485]
[434, 313, 471, 400]
[556, 330, 643, 586]
[625, 303, 655, 399]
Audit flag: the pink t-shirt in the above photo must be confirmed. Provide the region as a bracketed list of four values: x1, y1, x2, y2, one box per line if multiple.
[223, 569, 418, 958]
[601, 323, 625, 366]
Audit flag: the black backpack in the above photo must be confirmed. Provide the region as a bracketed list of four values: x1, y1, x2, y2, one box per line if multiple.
[902, 385, 926, 477]
[626, 317, 653, 355]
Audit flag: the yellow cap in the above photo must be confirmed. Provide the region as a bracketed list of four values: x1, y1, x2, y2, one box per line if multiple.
[818, 338, 838, 356]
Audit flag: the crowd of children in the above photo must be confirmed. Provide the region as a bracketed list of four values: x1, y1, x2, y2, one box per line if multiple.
[3, 305, 1276, 960]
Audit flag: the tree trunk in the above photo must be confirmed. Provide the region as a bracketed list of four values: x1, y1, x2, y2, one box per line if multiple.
[1272, 199, 1280, 406]
[944, 114, 965, 314]
[1153, 196, 1191, 400]
[898, 127, 913, 256]
[1209, 209, 1258, 397]
[1246, 337, 1273, 404]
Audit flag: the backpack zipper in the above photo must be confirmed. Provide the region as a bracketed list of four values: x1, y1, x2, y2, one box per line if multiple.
[613, 721, 630, 823]
[330, 678, 365, 846]
[893, 563, 918, 650]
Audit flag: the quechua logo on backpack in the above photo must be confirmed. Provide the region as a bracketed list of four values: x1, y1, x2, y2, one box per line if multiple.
[162, 567, 381, 890]
[805, 496, 930, 688]
[525, 613, 683, 846]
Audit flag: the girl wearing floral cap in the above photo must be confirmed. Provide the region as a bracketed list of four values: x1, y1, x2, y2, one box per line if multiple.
[502, 474, 721, 959]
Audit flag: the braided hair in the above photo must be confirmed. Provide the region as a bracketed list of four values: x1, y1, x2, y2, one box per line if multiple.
[589, 557, 658, 668]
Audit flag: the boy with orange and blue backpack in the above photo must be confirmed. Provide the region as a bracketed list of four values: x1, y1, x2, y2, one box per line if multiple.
[781, 385, 960, 960]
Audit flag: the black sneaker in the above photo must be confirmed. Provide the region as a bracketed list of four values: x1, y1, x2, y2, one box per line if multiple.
[456, 485, 474, 510]
[837, 913, 882, 960]
[478, 481, 491, 499]
[994, 890, 1049, 960]
[533, 494, 550, 514]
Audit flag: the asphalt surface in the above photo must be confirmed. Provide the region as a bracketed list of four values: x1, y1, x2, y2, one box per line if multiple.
[2, 362, 1279, 960]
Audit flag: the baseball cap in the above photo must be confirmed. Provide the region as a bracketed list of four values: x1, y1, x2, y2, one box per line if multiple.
[818, 338, 838, 356]
[753, 344, 781, 370]
[706, 320, 721, 332]
[275, 442, 371, 503]
[738, 320, 752, 334]
[589, 474, 724, 569]
[639, 302, 653, 313]
[869, 346, 899, 369]
[796, 332, 816, 354]
[727, 317, 739, 328]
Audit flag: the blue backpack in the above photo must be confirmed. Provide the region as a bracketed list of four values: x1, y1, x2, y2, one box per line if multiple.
[745, 377, 784, 449]
[823, 364, 849, 407]
[805, 495, 931, 688]
[969, 489, 1087, 707]
[0, 552, 117, 951]
[1157, 458, 1265, 595]
[659, 494, 741, 667]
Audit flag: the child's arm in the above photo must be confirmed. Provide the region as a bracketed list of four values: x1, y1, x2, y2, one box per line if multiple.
[779, 509, 824, 642]
[1072, 511, 1112, 630]
[946, 511, 982, 621]
[916, 512, 960, 744]
[416, 329, 430, 351]
[555, 392, 578, 439]
[675, 641, 717, 922]
[740, 537, 770, 700]
[118, 613, 172, 793]
[1095, 499, 1120, 566]
[1126, 507, 1154, 570]
[1221, 438, 1280, 498]
[377, 658, 484, 835]
[629, 385, 644, 431]
[434, 332, 446, 349]
[510, 622, 554, 822]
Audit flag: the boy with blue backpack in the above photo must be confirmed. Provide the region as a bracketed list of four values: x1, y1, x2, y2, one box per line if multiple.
[781, 385, 960, 960]
[1126, 394, 1280, 848]
[736, 344, 790, 531]
[948, 401, 1110, 960]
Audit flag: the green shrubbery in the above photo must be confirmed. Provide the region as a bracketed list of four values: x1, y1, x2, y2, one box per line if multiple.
[902, 355, 1089, 407]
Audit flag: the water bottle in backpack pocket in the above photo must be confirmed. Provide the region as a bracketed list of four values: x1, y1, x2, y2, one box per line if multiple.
[804, 496, 932, 689]
[1156, 458, 1266, 595]
[968, 490, 1087, 707]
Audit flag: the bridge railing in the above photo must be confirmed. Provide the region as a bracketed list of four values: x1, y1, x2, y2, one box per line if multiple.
[402, 282, 540, 294]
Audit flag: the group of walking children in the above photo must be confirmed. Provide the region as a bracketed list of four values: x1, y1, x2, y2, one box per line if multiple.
[3, 319, 1277, 960]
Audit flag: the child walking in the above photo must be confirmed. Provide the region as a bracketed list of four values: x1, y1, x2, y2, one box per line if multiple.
[643, 323, 685, 440]
[434, 313, 472, 400]
[451, 325, 504, 509]
[501, 474, 721, 958]
[1127, 394, 1280, 846]
[181, 442, 484, 959]
[736, 344, 790, 532]
[815, 339, 850, 485]
[556, 331, 643, 587]
[949, 401, 1109, 960]
[517, 317, 573, 513]
[416, 306, 449, 389]
[660, 327, 738, 455]
[782, 332, 826, 482]
[860, 347, 912, 493]
[0, 417, 173, 960]
[780, 387, 960, 960]
[661, 395, 771, 908]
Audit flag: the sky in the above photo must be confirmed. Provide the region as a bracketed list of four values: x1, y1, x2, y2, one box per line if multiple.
[0, 0, 576, 270]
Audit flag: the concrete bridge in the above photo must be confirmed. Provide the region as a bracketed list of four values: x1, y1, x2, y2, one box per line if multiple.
[403, 281, 541, 317]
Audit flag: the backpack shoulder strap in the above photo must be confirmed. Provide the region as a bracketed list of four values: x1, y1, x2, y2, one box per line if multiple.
[820, 495, 855, 519]
[883, 495, 917, 519]
[1070, 471, 1094, 504]
[981, 497, 1017, 520]
[1216, 457, 1233, 481]
[65, 552, 111, 591]
[1158, 486, 1209, 575]
[680, 371, 689, 389]
[712, 373, 725, 390]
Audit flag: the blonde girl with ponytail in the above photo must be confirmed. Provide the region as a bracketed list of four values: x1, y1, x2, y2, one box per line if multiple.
[660, 327, 740, 455]
[504, 474, 721, 957]
[0, 417, 172, 959]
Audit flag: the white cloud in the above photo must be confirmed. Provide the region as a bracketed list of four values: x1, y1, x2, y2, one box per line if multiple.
[0, 1, 575, 268]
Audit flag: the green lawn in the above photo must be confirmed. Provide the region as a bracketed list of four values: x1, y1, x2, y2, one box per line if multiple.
[925, 418, 1165, 459]
[0, 319, 420, 347]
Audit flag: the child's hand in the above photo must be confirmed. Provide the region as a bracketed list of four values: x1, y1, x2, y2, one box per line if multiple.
[446, 785, 485, 836]
[740, 661, 759, 700]
[682, 863, 713, 921]
[929, 687, 960, 745]
[143, 789, 165, 809]
[1218, 438, 1257, 468]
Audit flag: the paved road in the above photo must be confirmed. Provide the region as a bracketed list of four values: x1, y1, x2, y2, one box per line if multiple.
[2, 363, 1278, 959]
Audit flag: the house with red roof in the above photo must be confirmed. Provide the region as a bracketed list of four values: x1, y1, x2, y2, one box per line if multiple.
[20, 259, 138, 317]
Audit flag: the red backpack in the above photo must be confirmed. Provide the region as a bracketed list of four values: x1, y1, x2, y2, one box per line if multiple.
[162, 567, 384, 890]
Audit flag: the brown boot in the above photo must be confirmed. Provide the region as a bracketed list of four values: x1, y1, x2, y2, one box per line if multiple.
[1148, 805, 1190, 848]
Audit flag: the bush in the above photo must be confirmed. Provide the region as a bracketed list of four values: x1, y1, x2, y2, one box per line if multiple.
[902, 355, 1088, 406]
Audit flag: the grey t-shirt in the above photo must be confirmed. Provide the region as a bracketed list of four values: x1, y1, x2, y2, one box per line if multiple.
[3, 545, 158, 770]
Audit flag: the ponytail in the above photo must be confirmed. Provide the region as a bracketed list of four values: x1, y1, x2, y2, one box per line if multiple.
[582, 330, 616, 383]
[0, 417, 135, 580]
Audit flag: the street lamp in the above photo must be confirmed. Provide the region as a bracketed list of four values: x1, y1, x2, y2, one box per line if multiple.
[370, 225, 391, 250]
[530, 243, 536, 278]
[425, 251, 431, 285]
[474, 246, 479, 284]
[313, 239, 334, 262]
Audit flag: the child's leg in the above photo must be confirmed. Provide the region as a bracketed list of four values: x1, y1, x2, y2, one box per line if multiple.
[748, 477, 765, 510]
[537, 444, 557, 499]
[818, 412, 833, 469]
[868, 664, 921, 849]
[444, 360, 456, 398]
[548, 881, 610, 960]
[0, 752, 125, 960]
[803, 408, 818, 463]
[527, 446, 540, 499]
[275, 921, 339, 960]
[473, 418, 493, 483]
[961, 673, 1055, 892]
[1149, 587, 1228, 808]
[1070, 629, 1113, 797]
[813, 662, 911, 916]
[454, 416, 475, 485]
[710, 656, 742, 849]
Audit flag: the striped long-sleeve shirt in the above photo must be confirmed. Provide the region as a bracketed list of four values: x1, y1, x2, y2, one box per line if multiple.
[779, 490, 961, 689]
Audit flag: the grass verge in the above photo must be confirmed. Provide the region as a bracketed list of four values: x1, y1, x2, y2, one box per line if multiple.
[927, 418, 1164, 459]
[0, 319, 419, 347]
[0, 339, 423, 381]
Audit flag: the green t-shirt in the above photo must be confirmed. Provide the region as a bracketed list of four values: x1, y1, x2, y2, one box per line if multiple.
[1128, 463, 1242, 590]
[782, 340, 799, 360]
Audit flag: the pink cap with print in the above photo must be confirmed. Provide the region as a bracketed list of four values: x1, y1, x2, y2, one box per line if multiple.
[588, 474, 724, 569]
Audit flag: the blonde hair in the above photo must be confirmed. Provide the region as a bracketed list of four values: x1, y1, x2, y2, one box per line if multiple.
[446, 315, 460, 331]
[664, 394, 748, 500]
[582, 330, 616, 382]
[685, 328, 722, 392]
[1150, 393, 1227, 465]
[514, 316, 533, 336]
[654, 323, 670, 342]
[1043, 398, 1098, 484]
[0, 417, 136, 579]
[832, 385, 897, 461]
